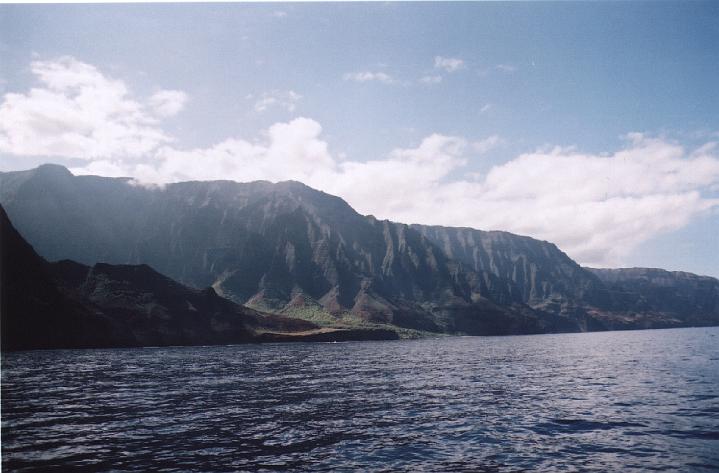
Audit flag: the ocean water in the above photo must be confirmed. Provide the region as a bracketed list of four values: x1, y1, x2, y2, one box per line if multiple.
[2, 327, 718, 472]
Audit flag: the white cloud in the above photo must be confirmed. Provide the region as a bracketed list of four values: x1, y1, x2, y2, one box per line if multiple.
[70, 120, 719, 267]
[434, 56, 465, 73]
[4, 58, 718, 269]
[75, 117, 335, 185]
[0, 56, 176, 159]
[692, 141, 717, 156]
[479, 103, 492, 114]
[496, 64, 517, 73]
[149, 90, 188, 117]
[460, 136, 719, 265]
[342, 71, 397, 84]
[419, 75, 443, 85]
[272, 10, 287, 18]
[253, 90, 302, 113]
[472, 135, 503, 154]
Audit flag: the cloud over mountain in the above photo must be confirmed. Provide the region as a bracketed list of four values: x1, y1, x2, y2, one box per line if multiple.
[0, 57, 173, 159]
[2, 57, 718, 267]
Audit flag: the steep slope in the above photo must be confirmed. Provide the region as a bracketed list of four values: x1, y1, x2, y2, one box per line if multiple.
[2, 204, 395, 350]
[1, 204, 115, 350]
[2, 165, 717, 335]
[48, 260, 320, 347]
[411, 224, 611, 312]
[588, 267, 719, 326]
[0, 165, 526, 333]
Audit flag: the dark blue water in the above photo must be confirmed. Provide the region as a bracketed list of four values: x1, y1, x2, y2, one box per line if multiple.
[2, 327, 718, 472]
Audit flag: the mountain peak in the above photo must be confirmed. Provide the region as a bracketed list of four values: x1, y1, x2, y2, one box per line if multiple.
[34, 163, 73, 178]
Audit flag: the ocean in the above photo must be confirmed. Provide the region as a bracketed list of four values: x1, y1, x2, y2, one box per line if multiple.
[2, 327, 718, 472]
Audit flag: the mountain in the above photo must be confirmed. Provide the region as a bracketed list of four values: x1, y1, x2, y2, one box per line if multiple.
[411, 225, 612, 312]
[2, 164, 718, 336]
[0, 204, 397, 351]
[588, 267, 719, 327]
[1, 203, 112, 350]
[0, 164, 536, 334]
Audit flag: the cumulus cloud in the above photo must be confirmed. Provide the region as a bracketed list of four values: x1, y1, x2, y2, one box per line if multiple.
[149, 90, 188, 117]
[344, 134, 719, 267]
[75, 117, 334, 185]
[434, 56, 465, 73]
[419, 75, 442, 85]
[69, 120, 719, 267]
[467, 136, 719, 265]
[3, 57, 718, 268]
[495, 64, 517, 73]
[253, 90, 302, 113]
[0, 56, 175, 159]
[342, 71, 397, 84]
[472, 135, 503, 154]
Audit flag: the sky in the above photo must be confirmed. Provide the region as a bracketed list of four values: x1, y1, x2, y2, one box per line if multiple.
[0, 2, 718, 277]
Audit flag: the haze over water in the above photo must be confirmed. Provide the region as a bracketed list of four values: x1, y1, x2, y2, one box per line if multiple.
[3, 327, 718, 472]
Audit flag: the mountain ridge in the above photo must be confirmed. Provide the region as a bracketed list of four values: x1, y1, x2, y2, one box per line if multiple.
[2, 164, 717, 336]
[0, 203, 398, 351]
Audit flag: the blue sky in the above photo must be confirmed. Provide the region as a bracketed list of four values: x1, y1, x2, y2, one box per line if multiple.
[0, 2, 717, 276]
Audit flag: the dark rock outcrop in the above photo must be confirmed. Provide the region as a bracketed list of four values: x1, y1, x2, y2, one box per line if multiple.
[1, 204, 116, 350]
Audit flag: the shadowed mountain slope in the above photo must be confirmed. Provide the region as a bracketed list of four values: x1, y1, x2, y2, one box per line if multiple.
[1, 204, 396, 351]
[1, 204, 112, 350]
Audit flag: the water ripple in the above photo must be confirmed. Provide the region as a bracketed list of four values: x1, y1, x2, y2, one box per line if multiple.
[3, 327, 719, 472]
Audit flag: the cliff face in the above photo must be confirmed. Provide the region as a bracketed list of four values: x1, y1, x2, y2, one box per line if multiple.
[588, 267, 719, 326]
[411, 225, 611, 311]
[0, 165, 523, 333]
[0, 204, 323, 351]
[2, 164, 718, 336]
[1, 204, 113, 350]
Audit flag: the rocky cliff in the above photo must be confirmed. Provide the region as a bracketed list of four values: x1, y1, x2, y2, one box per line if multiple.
[0, 165, 526, 333]
[411, 224, 611, 311]
[2, 164, 717, 336]
[588, 267, 719, 326]
[1, 204, 396, 351]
